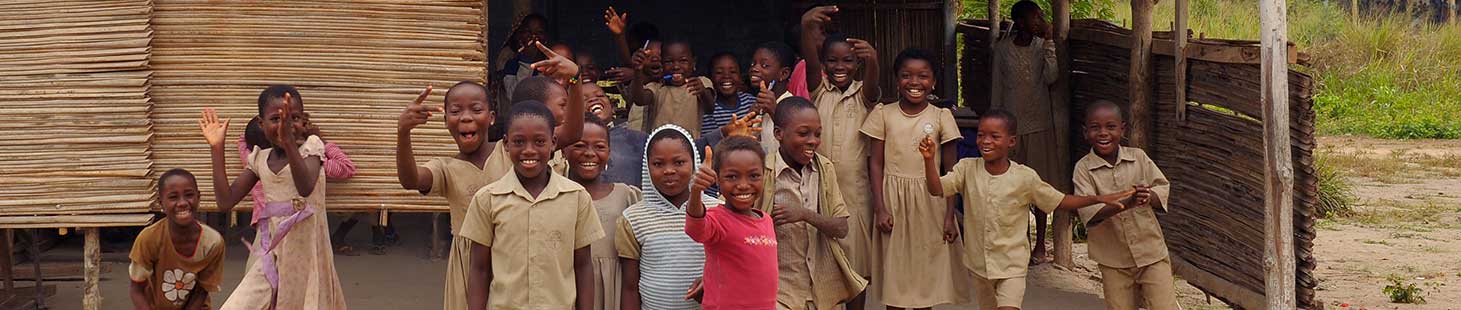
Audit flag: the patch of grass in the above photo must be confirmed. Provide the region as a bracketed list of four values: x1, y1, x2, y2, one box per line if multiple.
[1316, 152, 1357, 218]
[1382, 276, 1428, 304]
[1341, 199, 1461, 230]
[1360, 239, 1391, 246]
[1314, 218, 1340, 231]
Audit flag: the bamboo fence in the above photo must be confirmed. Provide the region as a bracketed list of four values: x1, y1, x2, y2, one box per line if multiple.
[148, 0, 487, 212]
[959, 19, 1320, 309]
[0, 0, 159, 218]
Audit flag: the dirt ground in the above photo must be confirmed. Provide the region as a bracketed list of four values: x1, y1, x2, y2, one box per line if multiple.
[28, 135, 1455, 309]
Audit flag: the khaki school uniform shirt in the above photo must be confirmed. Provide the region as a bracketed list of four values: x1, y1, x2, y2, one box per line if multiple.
[422, 142, 513, 234]
[939, 158, 1066, 279]
[129, 221, 226, 310]
[760, 153, 867, 310]
[459, 171, 606, 309]
[810, 80, 871, 202]
[1074, 147, 1172, 269]
[645, 77, 712, 138]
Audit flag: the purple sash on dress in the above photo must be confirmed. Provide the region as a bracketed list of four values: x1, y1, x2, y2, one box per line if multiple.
[243, 198, 315, 290]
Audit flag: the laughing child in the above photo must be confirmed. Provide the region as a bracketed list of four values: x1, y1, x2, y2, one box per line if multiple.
[582, 83, 648, 187]
[700, 52, 755, 136]
[129, 169, 225, 310]
[917, 109, 1132, 310]
[461, 101, 604, 310]
[628, 39, 714, 137]
[1073, 101, 1177, 310]
[686, 136, 778, 310]
[567, 114, 644, 310]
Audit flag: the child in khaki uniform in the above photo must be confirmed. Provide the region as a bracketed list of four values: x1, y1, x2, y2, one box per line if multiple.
[1073, 101, 1178, 310]
[129, 169, 226, 310]
[918, 110, 1133, 310]
[799, 8, 881, 302]
[566, 115, 644, 310]
[628, 40, 714, 138]
[461, 101, 604, 309]
[757, 98, 867, 310]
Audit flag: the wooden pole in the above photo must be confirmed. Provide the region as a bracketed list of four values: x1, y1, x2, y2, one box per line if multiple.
[27, 230, 42, 308]
[1, 229, 12, 293]
[1350, 0, 1359, 18]
[1260, 0, 1297, 306]
[1176, 0, 1190, 121]
[1129, 0, 1157, 149]
[83, 228, 100, 310]
[1050, 0, 1076, 268]
[989, 0, 1002, 110]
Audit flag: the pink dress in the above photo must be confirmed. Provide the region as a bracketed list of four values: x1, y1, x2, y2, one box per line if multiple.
[686, 206, 779, 310]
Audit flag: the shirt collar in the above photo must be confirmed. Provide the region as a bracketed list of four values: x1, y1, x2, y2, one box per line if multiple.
[770, 151, 817, 178]
[487, 169, 570, 202]
[1084, 146, 1139, 170]
[820, 79, 863, 99]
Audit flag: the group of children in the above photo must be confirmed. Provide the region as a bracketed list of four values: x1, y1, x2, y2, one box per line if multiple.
[126, 2, 1180, 310]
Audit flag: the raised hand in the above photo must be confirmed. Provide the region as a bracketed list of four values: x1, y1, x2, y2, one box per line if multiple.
[198, 108, 230, 147]
[848, 38, 878, 61]
[276, 93, 296, 148]
[604, 67, 635, 83]
[801, 5, 838, 28]
[691, 146, 717, 196]
[529, 41, 579, 82]
[684, 76, 709, 97]
[604, 7, 628, 34]
[754, 81, 777, 116]
[771, 204, 812, 226]
[719, 112, 762, 139]
[918, 135, 936, 161]
[399, 86, 439, 132]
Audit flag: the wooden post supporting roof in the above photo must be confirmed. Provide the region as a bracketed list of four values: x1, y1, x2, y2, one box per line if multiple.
[1175, 0, 1190, 120]
[1259, 0, 1297, 307]
[1051, 0, 1076, 268]
[1129, 0, 1156, 148]
[83, 228, 100, 310]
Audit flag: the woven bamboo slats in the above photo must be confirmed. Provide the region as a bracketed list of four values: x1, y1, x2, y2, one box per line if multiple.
[0, 0, 158, 216]
[148, 0, 486, 212]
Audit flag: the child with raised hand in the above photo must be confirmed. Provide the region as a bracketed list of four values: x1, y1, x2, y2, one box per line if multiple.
[129, 169, 225, 310]
[800, 8, 881, 303]
[200, 85, 346, 308]
[509, 41, 589, 175]
[859, 48, 971, 310]
[916, 109, 1132, 310]
[627, 39, 714, 138]
[685, 136, 778, 310]
[567, 113, 644, 310]
[395, 81, 513, 310]
[1073, 101, 1177, 310]
[748, 41, 800, 149]
[240, 114, 367, 255]
[461, 101, 604, 310]
[615, 125, 713, 310]
[700, 52, 756, 136]
[992, 0, 1065, 263]
[757, 97, 868, 310]
[582, 83, 649, 188]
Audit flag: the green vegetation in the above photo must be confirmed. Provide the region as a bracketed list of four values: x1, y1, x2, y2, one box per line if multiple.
[1315, 153, 1356, 218]
[1382, 276, 1428, 304]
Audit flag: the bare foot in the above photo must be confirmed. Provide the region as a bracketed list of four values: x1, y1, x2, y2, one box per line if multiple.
[1029, 248, 1051, 266]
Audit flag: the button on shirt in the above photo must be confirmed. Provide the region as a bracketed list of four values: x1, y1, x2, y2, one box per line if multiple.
[1073, 147, 1172, 269]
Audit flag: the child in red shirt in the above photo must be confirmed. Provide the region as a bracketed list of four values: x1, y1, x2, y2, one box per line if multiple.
[685, 136, 778, 310]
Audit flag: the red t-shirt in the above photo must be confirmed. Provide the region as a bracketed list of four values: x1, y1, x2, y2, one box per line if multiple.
[685, 205, 778, 310]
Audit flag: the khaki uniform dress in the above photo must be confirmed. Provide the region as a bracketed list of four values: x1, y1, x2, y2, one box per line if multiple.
[426, 141, 513, 310]
[644, 77, 712, 138]
[858, 103, 972, 308]
[937, 158, 1066, 309]
[222, 136, 347, 310]
[458, 171, 606, 309]
[129, 221, 226, 310]
[591, 183, 643, 310]
[809, 80, 875, 276]
[760, 153, 868, 310]
[1073, 147, 1178, 310]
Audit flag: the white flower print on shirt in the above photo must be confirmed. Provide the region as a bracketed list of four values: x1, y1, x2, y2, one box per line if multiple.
[162, 269, 197, 305]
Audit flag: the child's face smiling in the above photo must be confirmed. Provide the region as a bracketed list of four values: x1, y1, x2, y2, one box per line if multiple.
[710, 56, 742, 97]
[444, 86, 493, 152]
[567, 123, 610, 182]
[775, 108, 822, 167]
[1085, 107, 1125, 158]
[716, 149, 765, 212]
[822, 42, 858, 88]
[642, 43, 664, 77]
[261, 98, 308, 148]
[582, 84, 613, 122]
[544, 86, 569, 127]
[505, 116, 555, 179]
[897, 59, 935, 104]
[648, 138, 694, 200]
[576, 55, 599, 83]
[662, 43, 695, 83]
[749, 49, 788, 86]
[159, 175, 200, 227]
[976, 118, 1016, 163]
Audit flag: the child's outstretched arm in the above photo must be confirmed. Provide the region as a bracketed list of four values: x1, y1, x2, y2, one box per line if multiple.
[527, 41, 586, 149]
[395, 86, 439, 192]
[274, 93, 325, 197]
[467, 243, 493, 309]
[800, 5, 835, 91]
[918, 136, 946, 196]
[626, 48, 656, 108]
[201, 108, 259, 211]
[1056, 190, 1135, 211]
[853, 38, 881, 105]
[684, 147, 724, 243]
[605, 7, 632, 67]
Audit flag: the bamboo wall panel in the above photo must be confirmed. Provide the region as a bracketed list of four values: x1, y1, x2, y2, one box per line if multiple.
[0, 0, 158, 216]
[149, 0, 487, 212]
[958, 19, 1319, 309]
